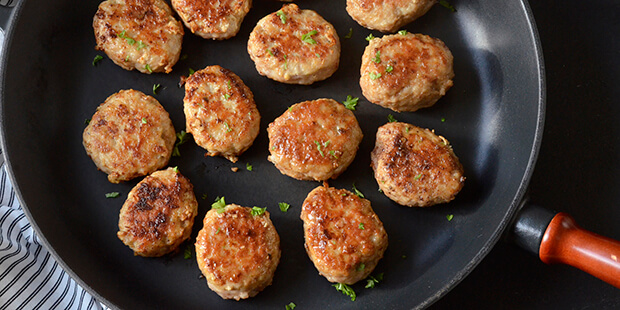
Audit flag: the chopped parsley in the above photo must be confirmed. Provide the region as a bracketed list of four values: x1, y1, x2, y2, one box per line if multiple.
[414, 174, 422, 180]
[358, 223, 365, 230]
[201, 193, 208, 200]
[183, 245, 192, 259]
[224, 122, 232, 133]
[212, 196, 226, 213]
[92, 55, 103, 66]
[447, 214, 454, 221]
[117, 30, 136, 45]
[398, 30, 408, 35]
[285, 302, 296, 310]
[279, 202, 290, 212]
[344, 28, 353, 39]
[372, 51, 381, 64]
[246, 163, 253, 171]
[152, 83, 161, 95]
[172, 130, 190, 157]
[145, 64, 152, 73]
[387, 114, 397, 123]
[172, 166, 179, 173]
[227, 80, 232, 89]
[369, 72, 381, 80]
[365, 273, 384, 288]
[329, 150, 338, 158]
[105, 192, 120, 198]
[276, 10, 286, 24]
[441, 117, 446, 122]
[343, 95, 359, 111]
[439, 0, 457, 12]
[215, 227, 221, 235]
[136, 40, 147, 50]
[301, 30, 318, 44]
[333, 283, 356, 301]
[267, 48, 274, 56]
[251, 206, 266, 216]
[386, 64, 394, 73]
[356, 263, 366, 271]
[188, 68, 195, 76]
[365, 33, 375, 41]
[224, 93, 231, 100]
[314, 140, 330, 157]
[84, 118, 91, 125]
[141, 117, 147, 124]
[352, 183, 365, 198]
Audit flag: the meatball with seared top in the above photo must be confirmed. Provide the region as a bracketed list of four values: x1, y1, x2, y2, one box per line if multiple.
[301, 185, 388, 284]
[267, 98, 363, 181]
[117, 167, 198, 257]
[346, 0, 436, 33]
[183, 65, 261, 163]
[171, 0, 251, 40]
[247, 3, 341, 85]
[371, 122, 465, 207]
[93, 0, 184, 74]
[360, 33, 454, 112]
[195, 203, 281, 300]
[83, 89, 176, 183]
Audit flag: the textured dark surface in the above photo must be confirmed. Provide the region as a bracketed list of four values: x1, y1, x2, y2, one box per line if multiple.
[433, 1, 620, 308]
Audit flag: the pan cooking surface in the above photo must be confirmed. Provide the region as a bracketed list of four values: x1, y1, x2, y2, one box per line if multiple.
[0, 0, 543, 309]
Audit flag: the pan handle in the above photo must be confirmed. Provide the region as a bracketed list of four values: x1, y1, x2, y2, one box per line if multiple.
[511, 204, 620, 288]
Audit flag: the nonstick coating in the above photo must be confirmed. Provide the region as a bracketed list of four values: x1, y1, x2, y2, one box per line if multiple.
[0, 0, 544, 309]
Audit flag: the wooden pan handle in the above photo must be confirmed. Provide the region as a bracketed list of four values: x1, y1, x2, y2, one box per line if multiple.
[539, 212, 620, 288]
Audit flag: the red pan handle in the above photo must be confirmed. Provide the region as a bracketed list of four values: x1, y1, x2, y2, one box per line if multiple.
[539, 212, 620, 288]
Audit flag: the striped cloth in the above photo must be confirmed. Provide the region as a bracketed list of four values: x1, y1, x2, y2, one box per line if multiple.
[0, 161, 105, 309]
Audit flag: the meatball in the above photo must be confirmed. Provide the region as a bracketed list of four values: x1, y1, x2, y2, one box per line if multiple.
[371, 122, 465, 207]
[183, 65, 260, 163]
[83, 89, 176, 183]
[267, 98, 363, 181]
[117, 167, 198, 257]
[360, 33, 454, 112]
[301, 185, 388, 284]
[195, 203, 281, 300]
[247, 3, 341, 85]
[171, 0, 251, 40]
[93, 0, 184, 74]
[346, 0, 436, 33]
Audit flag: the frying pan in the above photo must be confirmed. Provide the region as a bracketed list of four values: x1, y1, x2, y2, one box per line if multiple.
[0, 0, 617, 309]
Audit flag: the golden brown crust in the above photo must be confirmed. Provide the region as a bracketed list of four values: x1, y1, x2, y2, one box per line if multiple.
[346, 0, 436, 33]
[117, 167, 198, 257]
[371, 122, 465, 207]
[267, 98, 363, 181]
[93, 0, 184, 73]
[195, 204, 281, 300]
[301, 186, 388, 284]
[82, 89, 176, 183]
[247, 3, 341, 84]
[171, 0, 251, 39]
[183, 65, 260, 163]
[360, 33, 454, 112]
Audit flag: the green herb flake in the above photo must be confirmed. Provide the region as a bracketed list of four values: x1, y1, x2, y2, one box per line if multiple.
[152, 83, 161, 95]
[279, 202, 291, 212]
[105, 192, 120, 198]
[329, 150, 338, 159]
[224, 122, 232, 133]
[414, 174, 422, 180]
[387, 114, 397, 123]
[212, 196, 226, 213]
[141, 117, 147, 124]
[356, 263, 366, 271]
[369, 72, 381, 80]
[136, 40, 147, 50]
[343, 95, 359, 111]
[267, 48, 274, 56]
[386, 64, 394, 73]
[251, 206, 267, 216]
[276, 10, 286, 24]
[172, 166, 179, 173]
[145, 64, 152, 73]
[246, 163, 253, 171]
[315, 140, 325, 157]
[365, 33, 375, 41]
[439, 0, 457, 12]
[183, 245, 192, 259]
[365, 273, 384, 289]
[224, 93, 231, 100]
[447, 214, 454, 221]
[215, 227, 221, 235]
[172, 130, 190, 157]
[92, 55, 103, 66]
[398, 30, 408, 35]
[301, 30, 318, 44]
[201, 194, 208, 200]
[372, 51, 381, 64]
[285, 302, 296, 310]
[333, 283, 356, 301]
[227, 80, 232, 89]
[84, 118, 91, 125]
[352, 183, 365, 198]
[441, 117, 446, 122]
[358, 223, 365, 230]
[344, 28, 353, 39]
[188, 68, 195, 76]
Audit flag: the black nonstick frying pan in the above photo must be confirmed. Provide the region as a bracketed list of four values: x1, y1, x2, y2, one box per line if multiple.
[1, 0, 618, 309]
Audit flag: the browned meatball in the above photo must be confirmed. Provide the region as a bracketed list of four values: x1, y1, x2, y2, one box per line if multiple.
[93, 0, 184, 74]
[195, 203, 281, 300]
[360, 33, 454, 112]
[117, 167, 198, 257]
[267, 98, 363, 181]
[83, 89, 176, 183]
[183, 65, 260, 163]
[346, 0, 436, 33]
[301, 185, 388, 284]
[171, 0, 251, 40]
[371, 122, 465, 207]
[247, 3, 341, 85]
